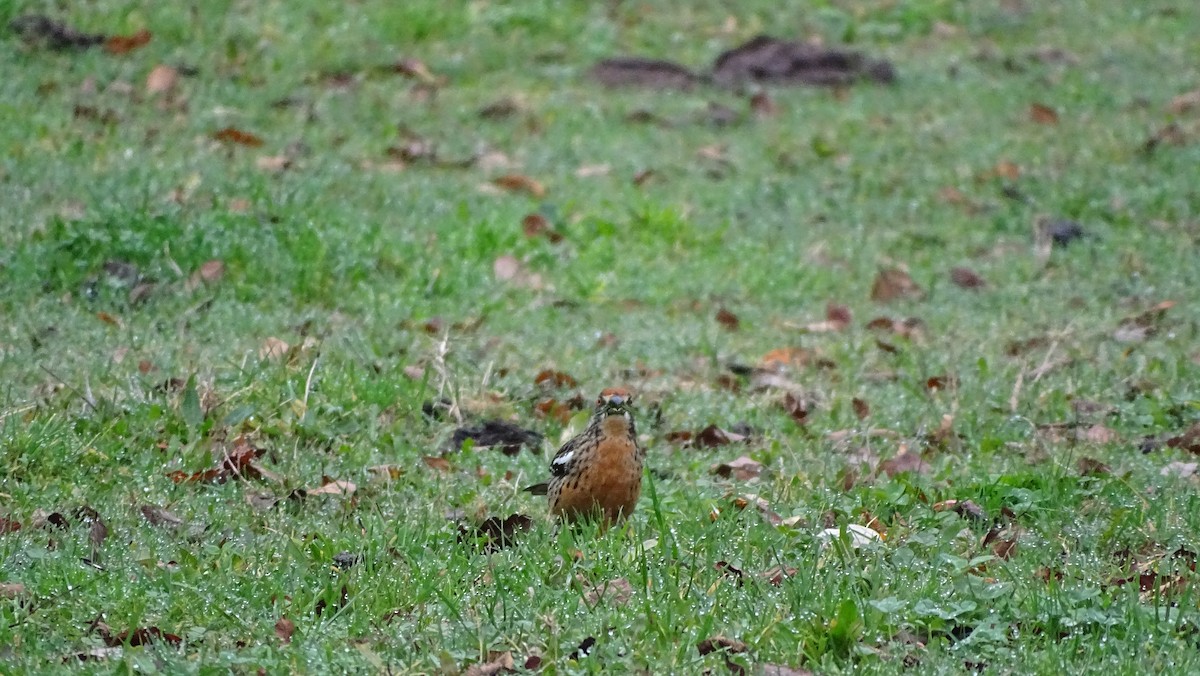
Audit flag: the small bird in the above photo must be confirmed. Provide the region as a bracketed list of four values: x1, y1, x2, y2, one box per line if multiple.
[526, 387, 644, 525]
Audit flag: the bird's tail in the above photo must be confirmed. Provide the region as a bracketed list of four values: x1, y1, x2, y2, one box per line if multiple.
[523, 482, 549, 496]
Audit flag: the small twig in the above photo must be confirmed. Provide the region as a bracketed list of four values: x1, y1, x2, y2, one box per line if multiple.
[432, 331, 462, 423]
[302, 356, 320, 410]
[1009, 370, 1024, 414]
[37, 364, 99, 412]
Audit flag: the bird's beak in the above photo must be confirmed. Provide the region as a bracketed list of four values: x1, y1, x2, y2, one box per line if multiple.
[605, 394, 626, 408]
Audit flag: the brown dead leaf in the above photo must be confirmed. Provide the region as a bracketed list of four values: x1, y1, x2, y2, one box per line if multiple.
[392, 58, 438, 84]
[1168, 89, 1200, 115]
[750, 91, 778, 117]
[877, 447, 928, 477]
[584, 577, 633, 606]
[949, 267, 987, 290]
[1167, 423, 1200, 454]
[695, 424, 747, 448]
[534, 398, 576, 425]
[1143, 123, 1191, 154]
[96, 311, 122, 328]
[1077, 456, 1111, 476]
[871, 267, 924, 303]
[421, 456, 452, 473]
[275, 617, 295, 643]
[696, 635, 747, 656]
[715, 307, 740, 331]
[492, 254, 544, 289]
[521, 213, 563, 243]
[464, 651, 515, 676]
[712, 455, 763, 481]
[781, 392, 811, 425]
[0, 516, 21, 534]
[933, 499, 987, 522]
[1114, 300, 1174, 343]
[534, 369, 577, 389]
[213, 127, 264, 147]
[167, 435, 265, 484]
[992, 160, 1021, 181]
[458, 513, 532, 552]
[145, 65, 179, 95]
[139, 505, 184, 529]
[491, 174, 545, 198]
[852, 398, 870, 420]
[259, 337, 290, 361]
[761, 347, 816, 370]
[1028, 102, 1059, 125]
[0, 582, 25, 599]
[308, 478, 356, 497]
[104, 29, 151, 55]
[1082, 424, 1118, 444]
[989, 527, 1020, 560]
[761, 565, 798, 586]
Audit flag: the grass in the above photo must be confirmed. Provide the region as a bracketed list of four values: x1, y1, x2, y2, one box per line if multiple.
[2, 0, 1200, 672]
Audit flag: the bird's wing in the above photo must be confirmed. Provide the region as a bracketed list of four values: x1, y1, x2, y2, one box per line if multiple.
[548, 434, 585, 478]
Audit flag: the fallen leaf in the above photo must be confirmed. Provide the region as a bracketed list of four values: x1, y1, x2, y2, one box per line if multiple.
[749, 91, 778, 117]
[104, 29, 151, 55]
[534, 398, 577, 425]
[308, 478, 356, 497]
[1077, 456, 1111, 476]
[256, 155, 292, 172]
[781, 392, 811, 425]
[761, 347, 816, 370]
[695, 424, 747, 448]
[139, 505, 184, 529]
[213, 127, 264, 148]
[584, 577, 633, 606]
[1082, 424, 1118, 444]
[458, 513, 532, 552]
[1167, 423, 1200, 454]
[1028, 102, 1059, 125]
[589, 57, 698, 90]
[1168, 89, 1200, 115]
[714, 561, 745, 586]
[1143, 123, 1190, 154]
[712, 455, 763, 481]
[491, 174, 545, 198]
[392, 58, 438, 84]
[817, 524, 882, 548]
[932, 499, 987, 522]
[464, 651, 515, 676]
[760, 565, 798, 585]
[522, 213, 563, 243]
[95, 311, 122, 327]
[421, 456, 452, 473]
[145, 65, 179, 95]
[715, 308, 740, 330]
[259, 337, 290, 361]
[101, 625, 181, 647]
[1038, 217, 1087, 247]
[492, 254, 544, 289]
[1162, 462, 1198, 478]
[534, 369, 577, 389]
[451, 420, 542, 455]
[0, 516, 21, 534]
[949, 267, 987, 289]
[877, 447, 928, 477]
[0, 583, 25, 598]
[275, 617, 295, 643]
[852, 398, 870, 420]
[760, 665, 813, 676]
[871, 267, 924, 303]
[696, 635, 747, 656]
[1114, 300, 1174, 344]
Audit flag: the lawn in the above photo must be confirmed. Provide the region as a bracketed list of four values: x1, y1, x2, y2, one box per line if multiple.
[2, 0, 1199, 672]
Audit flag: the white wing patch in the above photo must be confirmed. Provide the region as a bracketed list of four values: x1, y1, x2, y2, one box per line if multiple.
[552, 451, 574, 467]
